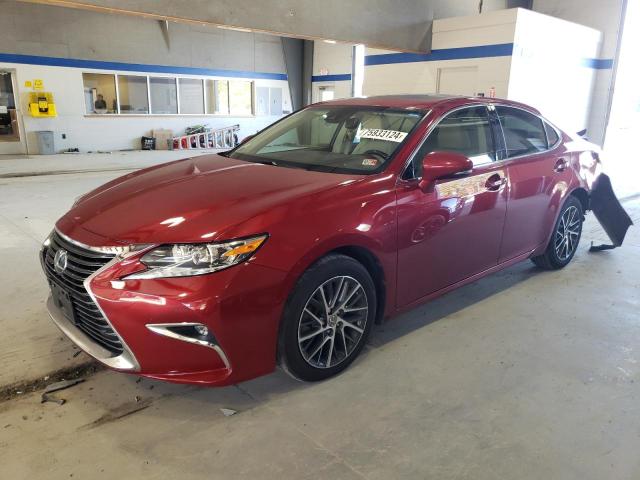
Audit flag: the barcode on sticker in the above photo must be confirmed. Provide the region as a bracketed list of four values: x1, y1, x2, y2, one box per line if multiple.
[359, 129, 407, 143]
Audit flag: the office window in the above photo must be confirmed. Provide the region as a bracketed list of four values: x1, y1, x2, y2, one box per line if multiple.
[117, 75, 149, 114]
[82, 72, 256, 116]
[179, 78, 204, 114]
[149, 77, 177, 114]
[82, 73, 117, 114]
[229, 80, 253, 115]
[205, 79, 229, 114]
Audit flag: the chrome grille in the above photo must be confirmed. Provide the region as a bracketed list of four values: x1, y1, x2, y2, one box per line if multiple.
[42, 232, 123, 355]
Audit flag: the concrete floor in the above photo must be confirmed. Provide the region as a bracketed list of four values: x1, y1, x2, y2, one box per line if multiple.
[0, 152, 639, 479]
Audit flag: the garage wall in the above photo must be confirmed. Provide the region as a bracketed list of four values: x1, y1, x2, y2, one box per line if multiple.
[311, 42, 353, 103]
[0, 0, 291, 153]
[362, 9, 518, 98]
[508, 8, 602, 134]
[340, 7, 607, 146]
[0, 62, 289, 153]
[532, 0, 624, 144]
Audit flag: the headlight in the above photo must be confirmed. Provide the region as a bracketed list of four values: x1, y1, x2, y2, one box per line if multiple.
[123, 234, 268, 280]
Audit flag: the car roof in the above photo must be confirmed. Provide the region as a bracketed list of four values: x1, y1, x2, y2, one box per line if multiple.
[313, 94, 541, 115]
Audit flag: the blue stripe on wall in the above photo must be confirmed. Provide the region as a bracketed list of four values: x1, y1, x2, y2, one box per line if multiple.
[365, 43, 514, 66]
[0, 52, 288, 80]
[311, 74, 352, 82]
[581, 58, 614, 70]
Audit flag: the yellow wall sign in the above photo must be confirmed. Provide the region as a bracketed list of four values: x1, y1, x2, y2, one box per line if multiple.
[24, 80, 33, 88]
[33, 79, 44, 90]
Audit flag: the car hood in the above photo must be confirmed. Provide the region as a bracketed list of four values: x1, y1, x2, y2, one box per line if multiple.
[57, 155, 361, 245]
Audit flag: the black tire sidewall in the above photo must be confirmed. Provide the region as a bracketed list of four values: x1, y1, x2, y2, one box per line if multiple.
[279, 254, 376, 382]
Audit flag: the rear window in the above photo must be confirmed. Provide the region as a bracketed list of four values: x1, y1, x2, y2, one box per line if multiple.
[544, 122, 560, 146]
[496, 106, 548, 158]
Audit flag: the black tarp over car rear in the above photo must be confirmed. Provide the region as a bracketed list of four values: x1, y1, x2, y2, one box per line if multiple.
[589, 174, 633, 251]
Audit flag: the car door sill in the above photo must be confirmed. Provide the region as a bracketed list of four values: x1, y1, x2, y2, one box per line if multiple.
[394, 249, 535, 315]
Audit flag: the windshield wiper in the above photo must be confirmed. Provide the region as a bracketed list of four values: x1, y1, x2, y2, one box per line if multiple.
[251, 159, 279, 166]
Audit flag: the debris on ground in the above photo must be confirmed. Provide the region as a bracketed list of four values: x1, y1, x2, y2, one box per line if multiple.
[0, 362, 101, 403]
[220, 408, 237, 417]
[81, 398, 154, 429]
[41, 393, 65, 406]
[41, 378, 85, 405]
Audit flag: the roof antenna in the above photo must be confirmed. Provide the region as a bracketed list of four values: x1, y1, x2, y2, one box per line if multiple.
[479, 0, 483, 13]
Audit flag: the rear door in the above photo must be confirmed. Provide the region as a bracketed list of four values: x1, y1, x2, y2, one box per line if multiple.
[492, 105, 572, 262]
[396, 105, 508, 307]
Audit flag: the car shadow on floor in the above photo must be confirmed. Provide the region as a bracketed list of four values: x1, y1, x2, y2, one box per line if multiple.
[231, 260, 546, 401]
[367, 261, 544, 349]
[110, 260, 545, 410]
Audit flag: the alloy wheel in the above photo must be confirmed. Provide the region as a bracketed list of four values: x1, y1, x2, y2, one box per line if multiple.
[298, 276, 369, 369]
[554, 205, 581, 261]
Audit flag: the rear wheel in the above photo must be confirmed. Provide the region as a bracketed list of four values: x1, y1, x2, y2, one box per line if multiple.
[278, 254, 376, 382]
[531, 195, 583, 270]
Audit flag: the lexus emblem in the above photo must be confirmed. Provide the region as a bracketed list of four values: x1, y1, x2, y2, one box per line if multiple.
[54, 249, 68, 274]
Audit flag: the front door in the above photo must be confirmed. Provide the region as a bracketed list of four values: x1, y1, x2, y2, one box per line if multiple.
[493, 106, 573, 262]
[396, 105, 508, 307]
[0, 70, 25, 155]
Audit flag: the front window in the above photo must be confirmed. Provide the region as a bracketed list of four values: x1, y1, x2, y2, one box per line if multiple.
[230, 106, 425, 174]
[405, 106, 496, 179]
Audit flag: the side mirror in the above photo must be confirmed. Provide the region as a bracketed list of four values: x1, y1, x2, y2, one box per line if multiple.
[418, 151, 473, 192]
[241, 134, 255, 144]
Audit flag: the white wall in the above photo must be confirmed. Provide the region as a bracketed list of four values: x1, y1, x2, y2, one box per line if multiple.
[508, 8, 601, 134]
[360, 8, 605, 145]
[0, 63, 289, 154]
[363, 9, 517, 98]
[0, 0, 291, 154]
[311, 42, 353, 103]
[532, 0, 624, 144]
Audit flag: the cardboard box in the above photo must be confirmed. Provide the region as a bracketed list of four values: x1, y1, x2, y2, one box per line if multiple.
[152, 129, 173, 150]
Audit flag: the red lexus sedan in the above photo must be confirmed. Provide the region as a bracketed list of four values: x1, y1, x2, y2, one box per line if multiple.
[41, 95, 630, 386]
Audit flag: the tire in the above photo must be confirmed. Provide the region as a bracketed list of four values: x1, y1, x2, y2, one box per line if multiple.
[278, 254, 376, 382]
[531, 195, 583, 270]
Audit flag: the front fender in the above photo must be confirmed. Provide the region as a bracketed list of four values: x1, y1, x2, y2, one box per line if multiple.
[268, 232, 397, 319]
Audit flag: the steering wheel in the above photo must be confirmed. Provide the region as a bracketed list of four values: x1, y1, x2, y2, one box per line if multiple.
[362, 149, 389, 160]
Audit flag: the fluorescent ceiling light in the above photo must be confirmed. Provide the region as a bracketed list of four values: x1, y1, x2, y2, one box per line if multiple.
[217, 25, 253, 33]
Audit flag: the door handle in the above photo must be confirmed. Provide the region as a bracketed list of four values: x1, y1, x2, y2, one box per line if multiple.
[554, 158, 569, 172]
[485, 174, 506, 191]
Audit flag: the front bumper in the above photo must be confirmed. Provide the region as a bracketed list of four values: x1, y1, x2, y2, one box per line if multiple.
[47, 295, 138, 370]
[44, 231, 289, 386]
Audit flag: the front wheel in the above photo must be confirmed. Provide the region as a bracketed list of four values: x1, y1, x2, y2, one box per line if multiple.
[278, 254, 376, 382]
[531, 195, 583, 270]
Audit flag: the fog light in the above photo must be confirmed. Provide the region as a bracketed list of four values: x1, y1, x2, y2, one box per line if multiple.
[194, 325, 208, 336]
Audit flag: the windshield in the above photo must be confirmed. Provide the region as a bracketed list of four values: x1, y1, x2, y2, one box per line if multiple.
[229, 106, 426, 174]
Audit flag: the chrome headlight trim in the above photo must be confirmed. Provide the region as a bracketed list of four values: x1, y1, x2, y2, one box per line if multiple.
[124, 234, 268, 280]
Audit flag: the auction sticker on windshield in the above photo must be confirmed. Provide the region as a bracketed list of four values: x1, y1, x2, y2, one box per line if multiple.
[359, 129, 408, 143]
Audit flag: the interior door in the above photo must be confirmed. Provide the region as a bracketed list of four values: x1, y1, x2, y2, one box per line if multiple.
[269, 87, 283, 115]
[437, 67, 479, 96]
[493, 106, 572, 262]
[396, 106, 508, 307]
